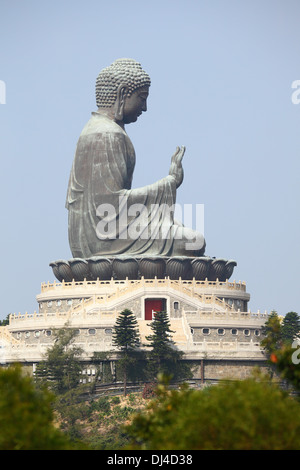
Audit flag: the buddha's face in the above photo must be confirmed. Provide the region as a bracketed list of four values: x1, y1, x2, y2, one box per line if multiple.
[122, 86, 149, 124]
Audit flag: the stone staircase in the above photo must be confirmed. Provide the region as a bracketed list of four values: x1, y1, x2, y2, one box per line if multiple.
[0, 326, 20, 345]
[137, 318, 189, 347]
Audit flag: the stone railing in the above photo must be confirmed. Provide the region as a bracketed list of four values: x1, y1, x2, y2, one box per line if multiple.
[184, 309, 268, 324]
[8, 307, 267, 330]
[186, 339, 264, 352]
[9, 309, 118, 326]
[40, 277, 247, 294]
[0, 337, 265, 365]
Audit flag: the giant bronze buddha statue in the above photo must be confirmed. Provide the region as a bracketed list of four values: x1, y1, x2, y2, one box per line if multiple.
[65, 58, 206, 259]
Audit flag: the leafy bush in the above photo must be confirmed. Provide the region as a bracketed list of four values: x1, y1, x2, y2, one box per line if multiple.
[110, 396, 121, 405]
[0, 366, 75, 450]
[127, 376, 300, 450]
[113, 405, 134, 420]
[91, 396, 111, 413]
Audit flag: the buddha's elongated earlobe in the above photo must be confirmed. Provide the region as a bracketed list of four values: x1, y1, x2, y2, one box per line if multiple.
[114, 84, 128, 121]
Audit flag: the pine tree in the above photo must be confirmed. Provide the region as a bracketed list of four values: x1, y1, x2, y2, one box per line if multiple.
[281, 311, 300, 345]
[145, 311, 186, 381]
[112, 309, 140, 396]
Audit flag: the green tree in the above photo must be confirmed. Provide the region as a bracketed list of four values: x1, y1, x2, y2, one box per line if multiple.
[145, 311, 188, 381]
[112, 309, 140, 396]
[35, 325, 84, 395]
[0, 314, 10, 326]
[0, 365, 74, 449]
[269, 344, 300, 394]
[261, 310, 282, 356]
[260, 311, 300, 395]
[126, 375, 300, 450]
[281, 312, 300, 346]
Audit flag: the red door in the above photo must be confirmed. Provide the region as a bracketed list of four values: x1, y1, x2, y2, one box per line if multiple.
[145, 299, 164, 320]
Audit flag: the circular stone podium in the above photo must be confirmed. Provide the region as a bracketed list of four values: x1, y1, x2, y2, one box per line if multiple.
[4, 275, 267, 383]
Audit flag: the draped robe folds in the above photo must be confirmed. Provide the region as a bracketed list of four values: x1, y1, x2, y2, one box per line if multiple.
[66, 112, 182, 259]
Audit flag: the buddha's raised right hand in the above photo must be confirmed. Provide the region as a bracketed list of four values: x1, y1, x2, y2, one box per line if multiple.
[169, 146, 185, 188]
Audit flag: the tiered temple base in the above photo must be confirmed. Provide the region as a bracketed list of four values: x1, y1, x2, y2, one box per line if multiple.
[0, 275, 269, 381]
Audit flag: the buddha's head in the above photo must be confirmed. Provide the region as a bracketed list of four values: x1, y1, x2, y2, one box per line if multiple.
[95, 58, 151, 124]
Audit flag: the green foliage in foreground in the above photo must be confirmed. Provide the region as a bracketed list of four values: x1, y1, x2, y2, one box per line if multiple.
[126, 374, 300, 450]
[3, 365, 300, 450]
[0, 366, 75, 450]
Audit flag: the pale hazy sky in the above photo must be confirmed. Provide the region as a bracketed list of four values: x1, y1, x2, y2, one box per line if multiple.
[1, 0, 300, 319]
